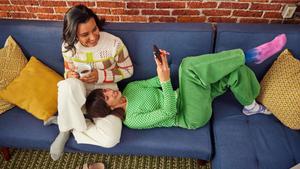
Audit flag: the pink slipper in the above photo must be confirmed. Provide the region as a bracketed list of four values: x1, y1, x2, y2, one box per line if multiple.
[76, 162, 105, 169]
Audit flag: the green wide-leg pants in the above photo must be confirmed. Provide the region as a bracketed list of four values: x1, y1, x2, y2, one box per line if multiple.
[176, 49, 260, 129]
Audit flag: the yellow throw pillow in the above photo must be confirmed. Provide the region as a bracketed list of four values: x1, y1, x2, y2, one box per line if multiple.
[0, 56, 63, 121]
[257, 49, 300, 130]
[0, 36, 28, 114]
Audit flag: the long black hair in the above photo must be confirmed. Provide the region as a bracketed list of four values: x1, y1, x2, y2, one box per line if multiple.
[85, 89, 125, 121]
[62, 4, 105, 54]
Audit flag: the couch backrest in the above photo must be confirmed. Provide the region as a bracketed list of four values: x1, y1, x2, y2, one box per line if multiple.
[215, 23, 300, 80]
[104, 23, 214, 89]
[0, 20, 64, 75]
[0, 20, 214, 90]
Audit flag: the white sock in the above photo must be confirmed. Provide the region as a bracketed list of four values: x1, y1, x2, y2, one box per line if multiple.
[44, 116, 58, 126]
[50, 131, 70, 161]
[244, 100, 258, 111]
[243, 100, 272, 115]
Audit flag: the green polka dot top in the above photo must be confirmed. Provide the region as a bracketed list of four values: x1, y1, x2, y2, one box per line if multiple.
[123, 76, 177, 129]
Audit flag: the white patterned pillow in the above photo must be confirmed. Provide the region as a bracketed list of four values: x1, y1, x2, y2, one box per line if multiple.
[0, 36, 28, 114]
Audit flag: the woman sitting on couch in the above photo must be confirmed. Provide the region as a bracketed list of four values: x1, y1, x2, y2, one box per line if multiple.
[46, 4, 133, 161]
[85, 34, 286, 130]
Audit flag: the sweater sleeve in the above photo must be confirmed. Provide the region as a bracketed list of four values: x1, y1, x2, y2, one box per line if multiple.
[97, 39, 133, 83]
[125, 80, 177, 129]
[62, 44, 75, 79]
[160, 80, 177, 120]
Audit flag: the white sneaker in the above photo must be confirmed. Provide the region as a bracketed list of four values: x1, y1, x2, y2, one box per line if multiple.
[242, 104, 272, 116]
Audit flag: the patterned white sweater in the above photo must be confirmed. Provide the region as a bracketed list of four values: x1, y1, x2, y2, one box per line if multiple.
[62, 32, 133, 91]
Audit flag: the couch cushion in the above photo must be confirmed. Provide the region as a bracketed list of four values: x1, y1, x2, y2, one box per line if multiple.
[103, 23, 214, 90]
[0, 20, 64, 75]
[0, 57, 63, 121]
[257, 49, 300, 130]
[0, 20, 214, 161]
[214, 23, 300, 80]
[212, 93, 300, 169]
[212, 23, 300, 169]
[0, 107, 212, 160]
[0, 107, 58, 149]
[0, 36, 28, 114]
[67, 125, 212, 160]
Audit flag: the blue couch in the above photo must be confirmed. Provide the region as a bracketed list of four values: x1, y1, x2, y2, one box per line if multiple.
[0, 20, 300, 169]
[0, 20, 213, 162]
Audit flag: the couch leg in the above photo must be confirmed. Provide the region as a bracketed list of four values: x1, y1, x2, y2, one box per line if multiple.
[1, 147, 11, 161]
[197, 159, 208, 166]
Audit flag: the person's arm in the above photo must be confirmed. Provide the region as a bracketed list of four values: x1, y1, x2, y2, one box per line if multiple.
[124, 48, 176, 129]
[72, 115, 122, 148]
[127, 49, 171, 88]
[128, 76, 161, 88]
[62, 44, 79, 79]
[96, 39, 133, 84]
[125, 81, 177, 129]
[155, 49, 170, 83]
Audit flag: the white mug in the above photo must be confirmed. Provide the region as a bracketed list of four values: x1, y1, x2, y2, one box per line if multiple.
[77, 64, 91, 78]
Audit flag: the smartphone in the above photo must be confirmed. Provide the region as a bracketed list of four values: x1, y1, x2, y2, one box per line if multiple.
[153, 45, 162, 62]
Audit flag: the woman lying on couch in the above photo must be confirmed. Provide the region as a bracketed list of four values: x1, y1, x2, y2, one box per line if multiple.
[85, 34, 287, 130]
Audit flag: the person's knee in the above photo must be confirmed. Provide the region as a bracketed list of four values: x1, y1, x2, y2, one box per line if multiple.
[180, 57, 193, 71]
[229, 65, 256, 83]
[58, 78, 84, 90]
[179, 57, 196, 78]
[101, 137, 120, 148]
[236, 65, 254, 75]
[184, 111, 211, 129]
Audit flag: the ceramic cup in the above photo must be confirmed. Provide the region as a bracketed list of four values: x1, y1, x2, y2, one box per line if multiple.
[77, 64, 91, 78]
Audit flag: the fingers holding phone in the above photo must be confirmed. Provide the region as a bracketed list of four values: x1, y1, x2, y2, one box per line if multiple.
[153, 45, 170, 82]
[160, 50, 169, 67]
[153, 45, 169, 64]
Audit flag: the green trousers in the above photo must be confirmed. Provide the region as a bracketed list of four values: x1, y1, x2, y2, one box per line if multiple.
[176, 49, 260, 129]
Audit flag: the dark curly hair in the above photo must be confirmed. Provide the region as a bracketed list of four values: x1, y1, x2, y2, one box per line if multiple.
[85, 89, 125, 121]
[62, 4, 105, 54]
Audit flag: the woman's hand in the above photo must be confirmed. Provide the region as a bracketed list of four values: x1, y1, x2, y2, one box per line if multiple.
[154, 50, 170, 83]
[66, 70, 80, 79]
[80, 69, 99, 83]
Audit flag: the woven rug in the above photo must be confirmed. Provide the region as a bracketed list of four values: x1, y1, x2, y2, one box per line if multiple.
[0, 148, 211, 169]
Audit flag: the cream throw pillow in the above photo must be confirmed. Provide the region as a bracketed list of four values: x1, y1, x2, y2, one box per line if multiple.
[257, 49, 300, 130]
[0, 36, 28, 114]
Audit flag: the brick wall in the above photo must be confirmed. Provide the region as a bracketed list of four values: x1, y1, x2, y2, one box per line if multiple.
[0, 0, 300, 24]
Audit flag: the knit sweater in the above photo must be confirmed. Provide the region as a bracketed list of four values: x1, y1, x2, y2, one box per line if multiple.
[123, 76, 177, 129]
[62, 32, 133, 91]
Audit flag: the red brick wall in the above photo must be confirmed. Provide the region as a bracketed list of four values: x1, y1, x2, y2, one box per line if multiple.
[0, 0, 300, 24]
